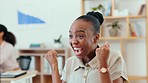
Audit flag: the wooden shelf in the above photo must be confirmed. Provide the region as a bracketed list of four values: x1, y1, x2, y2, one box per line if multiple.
[42, 73, 52, 75]
[128, 15, 146, 19]
[100, 36, 145, 40]
[81, 0, 148, 83]
[19, 48, 65, 54]
[43, 75, 52, 83]
[104, 15, 146, 20]
[19, 48, 71, 83]
[128, 76, 148, 80]
[33, 75, 41, 83]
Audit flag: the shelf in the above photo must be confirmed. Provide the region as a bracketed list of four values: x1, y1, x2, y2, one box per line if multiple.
[41, 73, 52, 75]
[81, 0, 148, 82]
[100, 36, 145, 40]
[104, 15, 146, 20]
[128, 76, 148, 80]
[128, 15, 146, 19]
[36, 72, 42, 75]
[43, 75, 52, 83]
[33, 75, 41, 83]
[19, 53, 65, 56]
[19, 48, 65, 54]
[19, 48, 70, 83]
[19, 48, 66, 56]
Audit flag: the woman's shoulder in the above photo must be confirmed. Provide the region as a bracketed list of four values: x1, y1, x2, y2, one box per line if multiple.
[110, 49, 122, 58]
[3, 41, 14, 49]
[108, 49, 125, 67]
[65, 56, 76, 62]
[65, 56, 80, 67]
[108, 50, 123, 64]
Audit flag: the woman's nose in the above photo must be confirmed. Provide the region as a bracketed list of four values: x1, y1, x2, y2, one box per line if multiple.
[71, 38, 79, 45]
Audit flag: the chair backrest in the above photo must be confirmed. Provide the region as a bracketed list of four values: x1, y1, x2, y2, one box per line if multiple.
[17, 56, 31, 70]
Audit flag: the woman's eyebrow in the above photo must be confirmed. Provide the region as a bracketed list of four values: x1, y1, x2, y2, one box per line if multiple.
[69, 30, 86, 33]
[76, 30, 86, 33]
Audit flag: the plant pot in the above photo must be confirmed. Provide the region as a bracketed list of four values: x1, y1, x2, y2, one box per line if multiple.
[54, 43, 63, 48]
[109, 29, 118, 37]
[17, 56, 31, 70]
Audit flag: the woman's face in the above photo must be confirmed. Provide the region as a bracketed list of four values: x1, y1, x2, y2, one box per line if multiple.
[69, 19, 97, 59]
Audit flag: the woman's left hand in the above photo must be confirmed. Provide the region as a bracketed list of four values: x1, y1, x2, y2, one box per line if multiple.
[95, 42, 110, 67]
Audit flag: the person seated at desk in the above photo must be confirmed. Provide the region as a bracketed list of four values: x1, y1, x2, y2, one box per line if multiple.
[0, 24, 20, 72]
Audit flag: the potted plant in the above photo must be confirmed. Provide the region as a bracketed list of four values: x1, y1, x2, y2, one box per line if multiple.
[91, 4, 105, 14]
[54, 35, 63, 48]
[107, 21, 122, 37]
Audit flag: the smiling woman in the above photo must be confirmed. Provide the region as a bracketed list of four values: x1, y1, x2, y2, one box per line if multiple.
[45, 11, 129, 83]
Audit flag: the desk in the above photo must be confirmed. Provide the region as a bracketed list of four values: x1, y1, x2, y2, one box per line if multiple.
[0, 71, 36, 83]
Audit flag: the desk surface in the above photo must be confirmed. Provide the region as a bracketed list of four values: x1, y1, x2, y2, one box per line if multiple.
[0, 71, 37, 82]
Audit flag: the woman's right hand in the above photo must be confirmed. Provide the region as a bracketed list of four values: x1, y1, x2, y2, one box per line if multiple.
[45, 50, 58, 66]
[45, 50, 62, 83]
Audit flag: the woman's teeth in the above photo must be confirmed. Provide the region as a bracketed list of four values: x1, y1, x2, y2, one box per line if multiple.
[74, 48, 82, 54]
[74, 48, 80, 50]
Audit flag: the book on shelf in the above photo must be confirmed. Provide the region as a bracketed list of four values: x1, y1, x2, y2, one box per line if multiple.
[129, 23, 137, 37]
[129, 22, 141, 37]
[138, 4, 146, 15]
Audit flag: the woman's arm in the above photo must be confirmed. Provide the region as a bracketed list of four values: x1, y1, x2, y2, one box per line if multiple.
[113, 77, 124, 83]
[45, 50, 62, 83]
[96, 42, 124, 83]
[51, 63, 62, 83]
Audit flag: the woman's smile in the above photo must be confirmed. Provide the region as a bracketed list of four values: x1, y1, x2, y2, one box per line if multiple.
[73, 47, 83, 56]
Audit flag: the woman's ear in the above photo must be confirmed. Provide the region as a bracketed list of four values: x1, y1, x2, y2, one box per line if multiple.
[93, 34, 100, 44]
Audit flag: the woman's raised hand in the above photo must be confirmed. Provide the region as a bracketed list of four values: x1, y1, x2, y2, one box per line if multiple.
[95, 42, 110, 67]
[45, 50, 58, 66]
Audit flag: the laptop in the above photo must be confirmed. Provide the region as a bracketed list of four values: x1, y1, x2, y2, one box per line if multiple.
[0, 71, 27, 78]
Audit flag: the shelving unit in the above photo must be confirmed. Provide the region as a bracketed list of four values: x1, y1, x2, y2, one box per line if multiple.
[81, 0, 148, 83]
[19, 48, 71, 83]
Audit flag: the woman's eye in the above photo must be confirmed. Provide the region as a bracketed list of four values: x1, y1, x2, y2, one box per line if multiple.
[78, 35, 84, 39]
[69, 34, 73, 39]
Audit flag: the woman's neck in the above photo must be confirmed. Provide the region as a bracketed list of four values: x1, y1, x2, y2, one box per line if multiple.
[82, 46, 99, 65]
[0, 39, 4, 45]
[82, 51, 95, 65]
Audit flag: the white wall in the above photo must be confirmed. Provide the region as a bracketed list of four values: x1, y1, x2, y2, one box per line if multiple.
[0, 0, 81, 48]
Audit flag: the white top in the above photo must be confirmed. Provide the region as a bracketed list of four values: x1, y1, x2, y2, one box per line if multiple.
[61, 50, 129, 83]
[0, 41, 19, 71]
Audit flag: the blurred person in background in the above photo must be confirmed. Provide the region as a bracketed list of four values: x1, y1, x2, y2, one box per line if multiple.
[0, 24, 20, 72]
